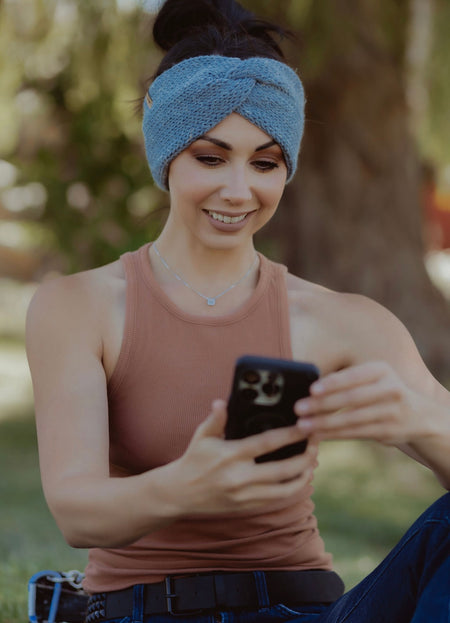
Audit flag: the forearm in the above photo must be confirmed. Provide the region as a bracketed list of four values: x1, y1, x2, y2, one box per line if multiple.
[403, 402, 450, 490]
[46, 464, 183, 549]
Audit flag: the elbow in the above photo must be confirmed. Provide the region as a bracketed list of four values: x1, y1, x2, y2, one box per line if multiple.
[44, 484, 123, 548]
[46, 496, 117, 549]
[64, 532, 92, 550]
[53, 512, 127, 548]
[45, 494, 89, 547]
[56, 518, 126, 549]
[50, 506, 136, 549]
[52, 512, 101, 549]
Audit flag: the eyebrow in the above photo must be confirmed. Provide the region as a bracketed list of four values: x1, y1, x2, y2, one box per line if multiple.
[197, 135, 278, 152]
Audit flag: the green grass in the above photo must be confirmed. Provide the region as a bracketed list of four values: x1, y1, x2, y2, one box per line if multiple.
[0, 416, 444, 622]
[0, 416, 87, 622]
[313, 440, 444, 587]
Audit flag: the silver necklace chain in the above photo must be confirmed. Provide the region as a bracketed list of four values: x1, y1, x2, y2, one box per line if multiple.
[152, 243, 258, 306]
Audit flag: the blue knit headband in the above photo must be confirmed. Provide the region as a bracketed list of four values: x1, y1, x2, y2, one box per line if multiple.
[142, 55, 305, 191]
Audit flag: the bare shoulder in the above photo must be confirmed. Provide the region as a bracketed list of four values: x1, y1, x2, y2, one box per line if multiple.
[287, 272, 405, 333]
[27, 259, 125, 319]
[26, 259, 126, 360]
[286, 272, 341, 309]
[286, 272, 360, 332]
[286, 272, 422, 373]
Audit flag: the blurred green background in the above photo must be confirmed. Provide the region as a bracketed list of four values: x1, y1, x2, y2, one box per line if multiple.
[0, 0, 449, 621]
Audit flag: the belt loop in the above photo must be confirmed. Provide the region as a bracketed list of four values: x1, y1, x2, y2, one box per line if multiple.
[132, 584, 145, 623]
[253, 571, 270, 608]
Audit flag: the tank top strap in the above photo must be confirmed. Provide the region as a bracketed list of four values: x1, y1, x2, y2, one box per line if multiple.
[107, 249, 140, 397]
[270, 261, 293, 360]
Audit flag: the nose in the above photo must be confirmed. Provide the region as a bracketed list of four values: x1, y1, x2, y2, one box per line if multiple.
[219, 166, 252, 204]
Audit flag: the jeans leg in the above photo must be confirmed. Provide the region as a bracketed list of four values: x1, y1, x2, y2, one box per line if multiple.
[289, 493, 450, 623]
[410, 554, 450, 623]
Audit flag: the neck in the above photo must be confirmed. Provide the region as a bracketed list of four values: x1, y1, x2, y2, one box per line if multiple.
[152, 235, 257, 293]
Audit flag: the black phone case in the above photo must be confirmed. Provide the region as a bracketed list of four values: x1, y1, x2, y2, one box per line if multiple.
[226, 355, 320, 462]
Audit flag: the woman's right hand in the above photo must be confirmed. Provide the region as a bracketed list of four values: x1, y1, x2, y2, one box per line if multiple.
[155, 399, 318, 517]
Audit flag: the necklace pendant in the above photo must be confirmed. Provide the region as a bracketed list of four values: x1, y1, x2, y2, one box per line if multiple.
[153, 243, 258, 310]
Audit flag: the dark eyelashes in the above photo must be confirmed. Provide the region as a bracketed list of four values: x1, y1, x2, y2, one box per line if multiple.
[194, 155, 279, 171]
[195, 155, 223, 166]
[254, 161, 279, 171]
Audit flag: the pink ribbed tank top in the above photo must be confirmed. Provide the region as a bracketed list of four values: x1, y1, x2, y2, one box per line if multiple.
[83, 243, 332, 593]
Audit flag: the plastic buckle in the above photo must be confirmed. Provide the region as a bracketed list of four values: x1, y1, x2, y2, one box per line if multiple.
[28, 570, 64, 623]
[164, 576, 203, 617]
[50, 570, 85, 590]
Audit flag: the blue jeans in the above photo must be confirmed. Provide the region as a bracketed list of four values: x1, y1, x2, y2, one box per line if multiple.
[102, 493, 450, 623]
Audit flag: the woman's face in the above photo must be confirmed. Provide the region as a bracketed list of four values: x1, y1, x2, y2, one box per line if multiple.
[166, 113, 287, 251]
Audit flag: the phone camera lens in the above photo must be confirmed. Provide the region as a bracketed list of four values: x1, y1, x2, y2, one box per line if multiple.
[241, 388, 258, 401]
[243, 370, 260, 384]
[262, 383, 280, 397]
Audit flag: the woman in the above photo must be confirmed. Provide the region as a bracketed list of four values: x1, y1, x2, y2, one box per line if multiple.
[26, 1, 450, 621]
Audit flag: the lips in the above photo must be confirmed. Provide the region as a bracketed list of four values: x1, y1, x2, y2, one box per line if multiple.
[208, 210, 247, 224]
[203, 209, 254, 232]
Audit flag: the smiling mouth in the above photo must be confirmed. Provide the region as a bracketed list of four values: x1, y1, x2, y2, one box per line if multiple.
[206, 210, 250, 224]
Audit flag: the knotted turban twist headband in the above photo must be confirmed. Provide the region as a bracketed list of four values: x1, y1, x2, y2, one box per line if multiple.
[142, 55, 305, 190]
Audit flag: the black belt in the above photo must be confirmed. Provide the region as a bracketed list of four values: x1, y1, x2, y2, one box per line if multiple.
[86, 570, 344, 621]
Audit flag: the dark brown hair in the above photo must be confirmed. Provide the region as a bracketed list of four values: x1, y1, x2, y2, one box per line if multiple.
[152, 0, 291, 78]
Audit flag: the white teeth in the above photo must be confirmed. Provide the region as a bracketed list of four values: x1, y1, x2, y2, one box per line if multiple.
[208, 211, 247, 224]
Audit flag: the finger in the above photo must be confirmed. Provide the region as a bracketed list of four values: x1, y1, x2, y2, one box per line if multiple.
[243, 442, 319, 486]
[193, 400, 228, 439]
[297, 402, 392, 434]
[257, 447, 318, 484]
[314, 423, 405, 445]
[237, 467, 315, 505]
[295, 380, 391, 417]
[233, 424, 310, 460]
[308, 361, 391, 398]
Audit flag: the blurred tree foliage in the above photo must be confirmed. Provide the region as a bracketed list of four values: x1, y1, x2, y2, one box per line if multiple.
[1, 0, 449, 272]
[419, 0, 450, 169]
[1, 0, 166, 272]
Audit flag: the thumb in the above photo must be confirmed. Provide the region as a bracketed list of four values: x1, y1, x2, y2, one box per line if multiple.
[194, 399, 228, 440]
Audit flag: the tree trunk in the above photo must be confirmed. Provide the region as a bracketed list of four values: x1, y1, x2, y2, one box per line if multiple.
[262, 0, 450, 379]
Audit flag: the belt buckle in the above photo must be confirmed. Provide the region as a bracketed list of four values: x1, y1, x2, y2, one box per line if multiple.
[164, 577, 203, 616]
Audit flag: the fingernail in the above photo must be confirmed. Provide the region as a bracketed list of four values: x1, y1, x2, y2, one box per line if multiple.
[296, 401, 310, 414]
[311, 382, 324, 394]
[298, 418, 312, 430]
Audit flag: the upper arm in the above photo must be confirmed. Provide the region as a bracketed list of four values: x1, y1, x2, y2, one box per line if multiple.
[347, 296, 450, 471]
[345, 294, 449, 402]
[26, 275, 110, 509]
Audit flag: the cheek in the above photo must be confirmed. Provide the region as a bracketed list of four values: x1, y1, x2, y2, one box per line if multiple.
[169, 163, 215, 202]
[259, 176, 286, 209]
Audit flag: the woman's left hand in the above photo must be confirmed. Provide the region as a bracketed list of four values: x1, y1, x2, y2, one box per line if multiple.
[295, 361, 432, 447]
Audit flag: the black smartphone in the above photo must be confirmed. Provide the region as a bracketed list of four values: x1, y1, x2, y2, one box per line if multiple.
[226, 355, 320, 462]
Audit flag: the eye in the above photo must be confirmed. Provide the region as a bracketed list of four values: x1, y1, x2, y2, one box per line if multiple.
[252, 160, 280, 172]
[195, 155, 224, 167]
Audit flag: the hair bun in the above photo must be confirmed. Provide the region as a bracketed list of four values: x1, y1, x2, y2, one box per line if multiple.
[153, 0, 284, 53]
[150, 0, 290, 79]
[153, 0, 226, 51]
